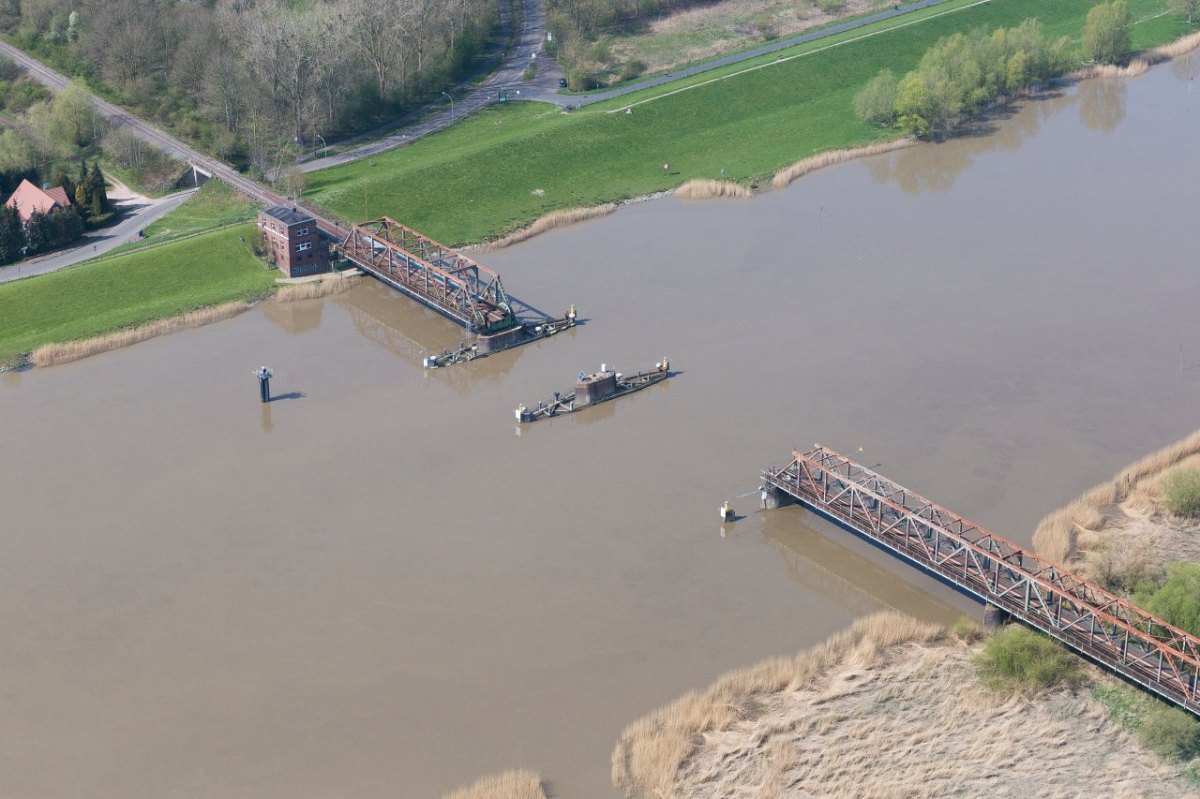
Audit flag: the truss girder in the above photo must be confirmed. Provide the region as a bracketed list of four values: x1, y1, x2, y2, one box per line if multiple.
[339, 218, 512, 331]
[762, 445, 1200, 716]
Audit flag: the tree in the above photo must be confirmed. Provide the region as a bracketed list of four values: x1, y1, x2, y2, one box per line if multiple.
[1083, 0, 1132, 65]
[49, 80, 98, 147]
[854, 69, 899, 125]
[24, 208, 51, 254]
[0, 204, 24, 264]
[1169, 0, 1200, 24]
[86, 161, 108, 214]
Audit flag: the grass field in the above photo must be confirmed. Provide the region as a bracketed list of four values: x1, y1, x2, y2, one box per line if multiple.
[0, 223, 273, 365]
[306, 0, 1188, 246]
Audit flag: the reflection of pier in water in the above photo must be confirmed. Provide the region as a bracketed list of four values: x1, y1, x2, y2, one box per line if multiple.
[760, 510, 964, 623]
[333, 281, 534, 392]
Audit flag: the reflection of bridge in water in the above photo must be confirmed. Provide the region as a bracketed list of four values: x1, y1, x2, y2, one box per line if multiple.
[762, 445, 1200, 717]
[332, 281, 533, 393]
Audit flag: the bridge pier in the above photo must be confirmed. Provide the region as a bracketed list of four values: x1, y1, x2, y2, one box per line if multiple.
[760, 485, 793, 510]
[476, 325, 527, 354]
[983, 603, 1011, 630]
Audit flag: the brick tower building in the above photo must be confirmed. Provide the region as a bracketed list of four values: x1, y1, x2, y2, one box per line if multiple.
[258, 206, 330, 278]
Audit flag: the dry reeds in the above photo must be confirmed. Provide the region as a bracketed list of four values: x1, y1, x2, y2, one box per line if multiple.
[440, 769, 546, 799]
[611, 612, 943, 799]
[771, 139, 916, 190]
[1149, 29, 1200, 60]
[275, 275, 361, 303]
[1072, 58, 1151, 79]
[30, 301, 251, 367]
[486, 204, 617, 250]
[674, 179, 752, 200]
[1033, 428, 1200, 573]
[613, 612, 1184, 799]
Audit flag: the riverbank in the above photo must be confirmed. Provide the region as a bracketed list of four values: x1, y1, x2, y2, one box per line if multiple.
[1033, 428, 1200, 587]
[612, 613, 1194, 798]
[306, 0, 1193, 246]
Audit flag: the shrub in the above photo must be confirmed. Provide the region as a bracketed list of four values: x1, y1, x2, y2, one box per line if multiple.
[1140, 705, 1200, 759]
[1135, 562, 1200, 636]
[952, 616, 984, 642]
[1083, 0, 1132, 64]
[816, 0, 846, 13]
[854, 69, 898, 125]
[522, 61, 538, 81]
[620, 59, 647, 82]
[975, 625, 1082, 692]
[1162, 467, 1200, 518]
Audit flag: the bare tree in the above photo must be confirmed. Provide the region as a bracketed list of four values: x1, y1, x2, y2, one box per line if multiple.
[341, 0, 413, 102]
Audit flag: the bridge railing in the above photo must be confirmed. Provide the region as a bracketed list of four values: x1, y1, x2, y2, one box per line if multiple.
[762, 445, 1200, 716]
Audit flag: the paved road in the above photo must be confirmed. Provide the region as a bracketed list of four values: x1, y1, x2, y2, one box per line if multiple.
[0, 189, 197, 284]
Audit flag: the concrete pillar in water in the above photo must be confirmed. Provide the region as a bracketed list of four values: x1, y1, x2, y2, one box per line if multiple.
[983, 602, 1010, 630]
[256, 366, 273, 403]
[760, 486, 793, 510]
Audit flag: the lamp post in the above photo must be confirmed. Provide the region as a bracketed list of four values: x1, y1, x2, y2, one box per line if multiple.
[441, 91, 454, 121]
[316, 133, 327, 160]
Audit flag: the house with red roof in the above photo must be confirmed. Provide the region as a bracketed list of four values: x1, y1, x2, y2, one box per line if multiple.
[4, 179, 73, 223]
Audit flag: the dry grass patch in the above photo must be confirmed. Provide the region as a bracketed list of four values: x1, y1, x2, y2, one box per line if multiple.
[486, 205, 617, 250]
[440, 769, 546, 799]
[276, 275, 361, 303]
[1033, 428, 1200, 588]
[612, 612, 1189, 799]
[675, 178, 752, 200]
[772, 139, 916, 190]
[30, 302, 251, 367]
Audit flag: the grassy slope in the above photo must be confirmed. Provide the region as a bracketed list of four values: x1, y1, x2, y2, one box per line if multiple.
[0, 223, 273, 364]
[306, 0, 1186, 245]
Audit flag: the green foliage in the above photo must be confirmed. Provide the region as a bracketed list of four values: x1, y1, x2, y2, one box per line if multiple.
[854, 68, 899, 125]
[0, 223, 273, 365]
[0, 203, 24, 264]
[974, 625, 1082, 692]
[1093, 682, 1200, 762]
[1141, 705, 1200, 759]
[1134, 562, 1200, 636]
[1161, 468, 1200, 518]
[891, 20, 1072, 137]
[522, 61, 538, 81]
[952, 615, 984, 642]
[1084, 0, 1133, 63]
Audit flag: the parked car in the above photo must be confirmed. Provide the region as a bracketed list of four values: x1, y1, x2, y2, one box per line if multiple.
[558, 78, 568, 88]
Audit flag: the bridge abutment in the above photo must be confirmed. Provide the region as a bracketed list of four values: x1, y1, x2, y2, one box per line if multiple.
[760, 485, 793, 510]
[983, 603, 1010, 630]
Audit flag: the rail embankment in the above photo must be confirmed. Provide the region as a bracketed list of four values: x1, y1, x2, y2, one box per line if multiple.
[611, 612, 1196, 799]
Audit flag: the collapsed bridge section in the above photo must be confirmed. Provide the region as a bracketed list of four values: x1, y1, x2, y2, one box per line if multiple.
[338, 217, 516, 336]
[761, 445, 1200, 717]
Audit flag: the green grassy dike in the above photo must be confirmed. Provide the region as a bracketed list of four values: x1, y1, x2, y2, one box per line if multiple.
[306, 0, 1189, 245]
[0, 222, 273, 366]
[0, 181, 269, 366]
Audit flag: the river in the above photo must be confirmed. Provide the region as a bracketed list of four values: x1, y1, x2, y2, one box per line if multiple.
[2, 57, 1198, 798]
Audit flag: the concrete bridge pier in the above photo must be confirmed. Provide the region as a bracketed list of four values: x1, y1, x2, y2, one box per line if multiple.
[760, 485, 793, 510]
[983, 602, 1011, 630]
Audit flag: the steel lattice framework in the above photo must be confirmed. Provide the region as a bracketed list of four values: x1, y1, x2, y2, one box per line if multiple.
[762, 445, 1200, 716]
[340, 218, 514, 332]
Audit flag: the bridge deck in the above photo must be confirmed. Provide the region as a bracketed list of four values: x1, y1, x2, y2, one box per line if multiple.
[762, 445, 1200, 716]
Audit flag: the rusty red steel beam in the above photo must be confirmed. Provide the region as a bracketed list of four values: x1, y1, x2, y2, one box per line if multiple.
[339, 217, 513, 331]
[762, 445, 1200, 716]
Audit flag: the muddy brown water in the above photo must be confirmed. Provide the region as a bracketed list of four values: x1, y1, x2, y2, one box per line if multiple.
[3, 59, 1199, 798]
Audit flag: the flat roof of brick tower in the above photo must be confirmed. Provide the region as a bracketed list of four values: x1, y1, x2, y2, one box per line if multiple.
[261, 206, 312, 226]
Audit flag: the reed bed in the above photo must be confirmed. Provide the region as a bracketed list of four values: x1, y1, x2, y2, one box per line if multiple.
[612, 612, 1182, 799]
[440, 769, 546, 799]
[771, 139, 916, 190]
[276, 275, 361, 303]
[1072, 57, 1151, 80]
[30, 301, 251, 367]
[1033, 428, 1200, 577]
[486, 204, 617, 250]
[674, 179, 752, 200]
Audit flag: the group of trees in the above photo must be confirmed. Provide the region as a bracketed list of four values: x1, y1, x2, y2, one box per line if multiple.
[854, 20, 1072, 137]
[0, 202, 85, 265]
[3, 0, 500, 174]
[545, 0, 710, 88]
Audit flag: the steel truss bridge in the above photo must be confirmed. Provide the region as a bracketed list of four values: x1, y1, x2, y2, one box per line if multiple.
[762, 445, 1200, 716]
[338, 218, 516, 333]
